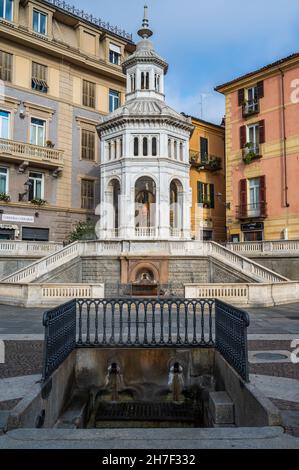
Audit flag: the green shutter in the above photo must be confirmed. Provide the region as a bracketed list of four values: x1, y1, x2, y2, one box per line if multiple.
[209, 184, 215, 209]
[197, 182, 203, 204]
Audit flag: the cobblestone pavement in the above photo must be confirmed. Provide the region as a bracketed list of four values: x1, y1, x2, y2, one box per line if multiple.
[0, 341, 43, 380]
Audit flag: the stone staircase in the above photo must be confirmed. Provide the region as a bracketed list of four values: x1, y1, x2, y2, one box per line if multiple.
[0, 240, 289, 286]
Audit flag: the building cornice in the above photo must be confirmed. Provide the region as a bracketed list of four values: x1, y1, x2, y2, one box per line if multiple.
[0, 22, 127, 83]
[215, 53, 299, 94]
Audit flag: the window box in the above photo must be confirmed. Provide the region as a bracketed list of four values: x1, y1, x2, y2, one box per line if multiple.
[0, 192, 10, 202]
[30, 198, 47, 206]
[242, 143, 261, 164]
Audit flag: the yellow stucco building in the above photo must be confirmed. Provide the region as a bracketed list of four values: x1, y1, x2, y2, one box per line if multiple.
[0, 0, 134, 241]
[186, 115, 226, 241]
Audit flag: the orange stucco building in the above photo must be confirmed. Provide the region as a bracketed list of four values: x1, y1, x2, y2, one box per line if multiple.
[186, 115, 226, 242]
[216, 53, 299, 242]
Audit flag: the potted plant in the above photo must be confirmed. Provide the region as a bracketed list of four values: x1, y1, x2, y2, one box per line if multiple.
[30, 198, 47, 206]
[0, 192, 10, 202]
[243, 142, 257, 164]
[209, 157, 222, 170]
[46, 140, 55, 148]
[202, 197, 210, 209]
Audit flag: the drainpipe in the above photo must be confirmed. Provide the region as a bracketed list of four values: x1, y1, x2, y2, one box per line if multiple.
[278, 68, 290, 208]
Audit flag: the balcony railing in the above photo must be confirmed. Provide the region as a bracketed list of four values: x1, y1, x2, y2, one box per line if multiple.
[190, 152, 222, 171]
[242, 99, 260, 117]
[0, 138, 64, 169]
[236, 202, 267, 220]
[135, 227, 156, 238]
[242, 143, 261, 164]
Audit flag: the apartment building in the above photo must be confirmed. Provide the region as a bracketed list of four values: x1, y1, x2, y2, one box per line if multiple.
[0, 0, 134, 241]
[187, 115, 226, 242]
[216, 53, 299, 242]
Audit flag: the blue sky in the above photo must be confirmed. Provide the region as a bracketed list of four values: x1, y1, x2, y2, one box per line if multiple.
[68, 0, 299, 124]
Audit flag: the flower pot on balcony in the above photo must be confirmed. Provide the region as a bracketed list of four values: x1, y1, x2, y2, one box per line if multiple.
[0, 193, 10, 203]
[30, 198, 47, 206]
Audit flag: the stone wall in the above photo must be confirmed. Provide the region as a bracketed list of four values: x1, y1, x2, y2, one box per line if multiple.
[251, 257, 299, 280]
[210, 259, 253, 283]
[168, 258, 210, 284]
[0, 258, 39, 280]
[81, 257, 121, 295]
[34, 258, 82, 284]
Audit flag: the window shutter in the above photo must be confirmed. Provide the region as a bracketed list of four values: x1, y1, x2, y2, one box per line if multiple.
[240, 179, 247, 217]
[240, 125, 246, 149]
[238, 88, 245, 106]
[259, 120, 265, 144]
[257, 81, 264, 99]
[197, 182, 203, 204]
[259, 175, 266, 217]
[209, 184, 215, 209]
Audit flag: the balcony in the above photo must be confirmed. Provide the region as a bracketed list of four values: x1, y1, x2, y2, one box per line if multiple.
[242, 143, 261, 164]
[236, 203, 267, 220]
[242, 99, 259, 118]
[190, 152, 222, 172]
[0, 138, 64, 172]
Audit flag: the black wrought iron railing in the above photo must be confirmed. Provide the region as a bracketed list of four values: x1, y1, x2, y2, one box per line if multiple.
[215, 299, 250, 382]
[42, 298, 250, 383]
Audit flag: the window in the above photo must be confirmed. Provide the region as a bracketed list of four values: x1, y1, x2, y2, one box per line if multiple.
[0, 50, 12, 82]
[0, 0, 13, 21]
[83, 80, 96, 108]
[130, 74, 136, 92]
[28, 172, 44, 200]
[249, 178, 260, 211]
[0, 110, 10, 139]
[180, 142, 183, 161]
[197, 182, 215, 208]
[109, 44, 121, 65]
[246, 123, 260, 155]
[168, 138, 171, 158]
[200, 137, 208, 162]
[0, 167, 8, 193]
[109, 89, 120, 112]
[33, 9, 47, 35]
[143, 137, 148, 156]
[32, 62, 48, 93]
[134, 137, 139, 156]
[174, 140, 178, 159]
[152, 137, 157, 156]
[30, 118, 46, 146]
[154, 74, 160, 92]
[202, 230, 213, 241]
[22, 227, 49, 241]
[141, 72, 149, 90]
[81, 179, 95, 210]
[81, 129, 95, 161]
[239, 82, 263, 116]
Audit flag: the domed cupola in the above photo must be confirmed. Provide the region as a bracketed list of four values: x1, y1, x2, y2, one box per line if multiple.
[122, 5, 168, 102]
[96, 5, 193, 241]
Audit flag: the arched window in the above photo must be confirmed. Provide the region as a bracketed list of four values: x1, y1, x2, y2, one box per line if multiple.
[143, 137, 148, 156]
[168, 139, 171, 158]
[152, 137, 157, 156]
[146, 72, 150, 90]
[120, 138, 123, 158]
[134, 137, 139, 156]
[141, 72, 145, 90]
[108, 142, 111, 160]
